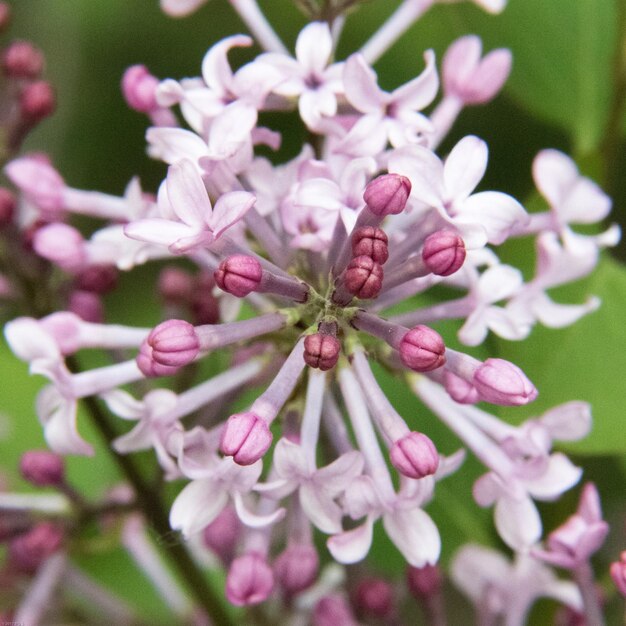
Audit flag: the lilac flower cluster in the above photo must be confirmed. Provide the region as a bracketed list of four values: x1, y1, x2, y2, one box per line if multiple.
[1, 0, 624, 623]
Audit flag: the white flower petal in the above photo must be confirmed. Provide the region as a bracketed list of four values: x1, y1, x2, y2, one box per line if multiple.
[383, 507, 440, 567]
[169, 478, 228, 536]
[494, 494, 541, 550]
[326, 516, 375, 564]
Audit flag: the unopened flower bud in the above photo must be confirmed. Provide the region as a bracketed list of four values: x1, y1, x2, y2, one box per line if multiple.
[32, 223, 86, 272]
[274, 543, 319, 596]
[9, 522, 63, 574]
[363, 174, 411, 216]
[610, 552, 626, 597]
[351, 226, 389, 264]
[75, 264, 118, 294]
[444, 371, 479, 404]
[68, 290, 104, 323]
[399, 325, 446, 372]
[0, 187, 16, 227]
[354, 578, 394, 618]
[390, 431, 439, 479]
[2, 40, 44, 78]
[121, 65, 160, 113]
[214, 255, 262, 297]
[422, 230, 466, 276]
[220, 411, 272, 465]
[20, 80, 56, 122]
[20, 450, 65, 487]
[406, 564, 442, 598]
[226, 552, 274, 606]
[202, 506, 241, 564]
[158, 267, 193, 303]
[4, 155, 65, 214]
[304, 333, 341, 371]
[345, 255, 383, 299]
[473, 358, 537, 406]
[137, 319, 199, 377]
[313, 594, 358, 626]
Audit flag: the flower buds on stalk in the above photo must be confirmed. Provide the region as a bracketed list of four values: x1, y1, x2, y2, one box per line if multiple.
[399, 325, 446, 372]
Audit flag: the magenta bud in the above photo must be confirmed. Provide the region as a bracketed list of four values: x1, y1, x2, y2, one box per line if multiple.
[390, 431, 439, 479]
[226, 552, 274, 606]
[443, 371, 479, 404]
[611, 552, 626, 597]
[406, 564, 442, 598]
[20, 80, 56, 122]
[2, 40, 44, 78]
[351, 226, 389, 264]
[32, 223, 86, 272]
[121, 64, 160, 113]
[399, 325, 446, 372]
[220, 412, 273, 465]
[137, 319, 199, 377]
[473, 358, 537, 406]
[304, 333, 341, 371]
[9, 522, 63, 574]
[313, 594, 358, 626]
[158, 267, 193, 303]
[75, 264, 118, 294]
[363, 174, 411, 216]
[68, 290, 104, 323]
[0, 187, 16, 227]
[422, 230, 466, 276]
[345, 256, 384, 299]
[202, 506, 241, 564]
[20, 450, 65, 487]
[214, 255, 262, 298]
[354, 578, 394, 618]
[274, 544, 319, 596]
[5, 156, 65, 214]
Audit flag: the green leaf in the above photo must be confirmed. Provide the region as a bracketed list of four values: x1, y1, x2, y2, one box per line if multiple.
[495, 256, 626, 455]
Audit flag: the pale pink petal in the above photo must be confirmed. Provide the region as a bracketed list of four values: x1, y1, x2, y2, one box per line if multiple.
[327, 516, 375, 563]
[5, 318, 60, 362]
[160, 0, 208, 17]
[539, 402, 592, 442]
[166, 159, 213, 228]
[207, 102, 257, 157]
[299, 88, 337, 129]
[532, 149, 580, 209]
[209, 190, 255, 238]
[313, 451, 364, 496]
[343, 54, 386, 114]
[477, 264, 523, 303]
[299, 484, 344, 534]
[472, 472, 502, 507]
[337, 113, 389, 156]
[443, 36, 483, 96]
[169, 478, 229, 536]
[450, 544, 511, 603]
[473, 0, 507, 13]
[460, 191, 528, 244]
[201, 35, 253, 95]
[494, 494, 541, 550]
[524, 453, 582, 501]
[560, 177, 612, 224]
[295, 178, 344, 211]
[383, 507, 441, 567]
[295, 21, 333, 76]
[391, 50, 439, 112]
[100, 389, 144, 420]
[467, 49, 512, 104]
[443, 136, 488, 201]
[146, 127, 208, 165]
[124, 218, 197, 247]
[272, 438, 309, 479]
[531, 293, 600, 328]
[232, 492, 285, 528]
[113, 422, 153, 453]
[388, 145, 445, 208]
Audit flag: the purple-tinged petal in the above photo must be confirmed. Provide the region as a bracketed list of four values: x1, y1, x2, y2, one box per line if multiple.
[169, 478, 229, 537]
[532, 149, 580, 209]
[443, 136, 488, 202]
[383, 508, 440, 567]
[524, 453, 582, 501]
[146, 127, 208, 165]
[201, 35, 253, 95]
[160, 0, 208, 17]
[166, 159, 213, 228]
[539, 402, 592, 442]
[531, 293, 600, 328]
[299, 484, 344, 534]
[460, 191, 528, 244]
[100, 389, 145, 420]
[207, 102, 257, 156]
[388, 145, 445, 208]
[124, 219, 197, 248]
[209, 190, 255, 239]
[560, 178, 612, 224]
[299, 87, 337, 129]
[327, 516, 375, 563]
[232, 492, 285, 528]
[313, 450, 364, 497]
[5, 317, 60, 362]
[273, 438, 309, 478]
[391, 50, 439, 112]
[343, 54, 386, 114]
[494, 494, 541, 550]
[450, 544, 511, 603]
[295, 21, 333, 76]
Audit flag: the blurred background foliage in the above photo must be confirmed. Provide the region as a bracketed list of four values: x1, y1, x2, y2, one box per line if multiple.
[1, 0, 626, 623]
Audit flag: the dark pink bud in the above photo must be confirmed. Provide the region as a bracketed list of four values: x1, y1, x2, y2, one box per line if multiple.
[2, 40, 44, 78]
[137, 319, 199, 377]
[399, 325, 446, 372]
[202, 506, 241, 564]
[274, 544, 319, 596]
[390, 432, 439, 479]
[75, 264, 118, 294]
[422, 230, 466, 276]
[226, 552, 274, 606]
[473, 358, 537, 406]
[68, 290, 103, 323]
[406, 564, 442, 598]
[353, 578, 394, 618]
[214, 255, 262, 298]
[313, 594, 358, 626]
[20, 450, 65, 487]
[610, 552, 626, 597]
[9, 522, 63, 574]
[0, 3, 11, 32]
[121, 65, 160, 113]
[0, 187, 16, 227]
[443, 371, 479, 404]
[220, 412, 273, 465]
[304, 333, 341, 371]
[32, 223, 86, 272]
[158, 267, 193, 303]
[363, 174, 411, 216]
[345, 256, 383, 299]
[19, 80, 56, 122]
[351, 226, 389, 264]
